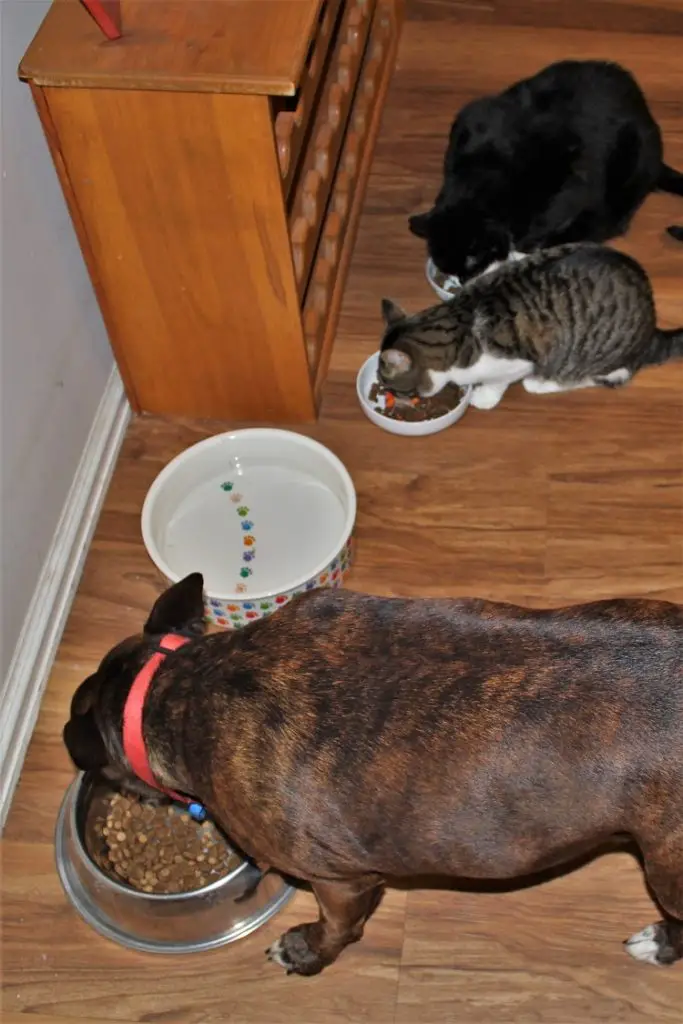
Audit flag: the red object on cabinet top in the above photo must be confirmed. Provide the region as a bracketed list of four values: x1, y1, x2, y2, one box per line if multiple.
[79, 0, 123, 40]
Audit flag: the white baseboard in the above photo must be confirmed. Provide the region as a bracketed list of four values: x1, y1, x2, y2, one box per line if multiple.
[0, 366, 131, 831]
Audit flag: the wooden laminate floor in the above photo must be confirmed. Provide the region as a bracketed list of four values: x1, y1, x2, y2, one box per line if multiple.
[2, 4, 683, 1021]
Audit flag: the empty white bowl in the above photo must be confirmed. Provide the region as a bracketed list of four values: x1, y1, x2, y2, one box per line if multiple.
[425, 257, 461, 301]
[356, 352, 472, 437]
[141, 429, 356, 628]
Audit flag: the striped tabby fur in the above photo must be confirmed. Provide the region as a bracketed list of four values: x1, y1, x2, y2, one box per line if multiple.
[379, 243, 683, 410]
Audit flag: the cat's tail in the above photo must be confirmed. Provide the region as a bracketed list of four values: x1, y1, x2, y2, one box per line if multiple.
[658, 165, 683, 241]
[651, 326, 683, 365]
[659, 163, 683, 197]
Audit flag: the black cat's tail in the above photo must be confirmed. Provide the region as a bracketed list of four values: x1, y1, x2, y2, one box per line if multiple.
[659, 163, 683, 196]
[658, 165, 683, 241]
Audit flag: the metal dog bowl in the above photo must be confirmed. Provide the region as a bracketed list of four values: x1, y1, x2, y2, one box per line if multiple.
[55, 772, 295, 954]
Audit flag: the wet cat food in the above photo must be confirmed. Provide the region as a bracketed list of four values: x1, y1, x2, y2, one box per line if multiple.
[369, 379, 464, 422]
[85, 788, 239, 894]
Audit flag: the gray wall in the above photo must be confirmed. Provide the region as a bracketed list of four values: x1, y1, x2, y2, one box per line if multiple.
[1, 1, 115, 678]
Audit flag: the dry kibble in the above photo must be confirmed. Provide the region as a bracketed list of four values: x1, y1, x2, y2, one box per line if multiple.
[85, 787, 239, 895]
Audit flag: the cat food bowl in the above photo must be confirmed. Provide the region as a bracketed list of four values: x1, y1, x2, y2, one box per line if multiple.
[54, 772, 296, 954]
[142, 429, 356, 629]
[426, 257, 461, 301]
[356, 352, 472, 437]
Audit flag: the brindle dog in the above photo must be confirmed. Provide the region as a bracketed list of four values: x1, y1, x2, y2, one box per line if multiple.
[64, 573, 683, 976]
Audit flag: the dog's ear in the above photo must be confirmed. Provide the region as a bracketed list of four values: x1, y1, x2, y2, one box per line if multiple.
[144, 573, 206, 637]
[63, 674, 109, 772]
[408, 211, 432, 239]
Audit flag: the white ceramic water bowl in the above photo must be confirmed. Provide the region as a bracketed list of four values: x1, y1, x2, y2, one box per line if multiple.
[425, 257, 461, 301]
[356, 352, 472, 437]
[141, 429, 356, 629]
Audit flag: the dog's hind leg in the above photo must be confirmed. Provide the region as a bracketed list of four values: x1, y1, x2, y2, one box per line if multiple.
[625, 832, 683, 967]
[267, 876, 384, 976]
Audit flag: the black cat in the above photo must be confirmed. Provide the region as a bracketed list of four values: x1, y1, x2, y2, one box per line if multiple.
[409, 60, 683, 282]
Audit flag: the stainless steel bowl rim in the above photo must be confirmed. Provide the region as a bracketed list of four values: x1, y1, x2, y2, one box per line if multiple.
[62, 772, 251, 900]
[54, 773, 297, 953]
[56, 838, 295, 954]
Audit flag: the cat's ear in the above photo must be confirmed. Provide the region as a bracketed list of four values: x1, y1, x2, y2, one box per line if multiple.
[380, 349, 413, 377]
[381, 298, 407, 328]
[409, 212, 431, 239]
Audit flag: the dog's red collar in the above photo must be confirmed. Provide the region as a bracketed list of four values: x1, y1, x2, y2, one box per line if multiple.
[122, 633, 191, 805]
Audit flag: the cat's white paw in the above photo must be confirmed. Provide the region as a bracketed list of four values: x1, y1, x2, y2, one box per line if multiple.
[470, 383, 507, 409]
[523, 376, 598, 395]
[522, 376, 563, 394]
[599, 367, 631, 386]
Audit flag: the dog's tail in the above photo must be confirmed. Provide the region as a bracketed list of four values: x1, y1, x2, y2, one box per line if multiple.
[658, 165, 683, 242]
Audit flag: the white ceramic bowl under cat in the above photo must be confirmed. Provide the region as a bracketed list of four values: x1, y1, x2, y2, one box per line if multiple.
[425, 257, 461, 301]
[356, 352, 472, 437]
[141, 429, 356, 629]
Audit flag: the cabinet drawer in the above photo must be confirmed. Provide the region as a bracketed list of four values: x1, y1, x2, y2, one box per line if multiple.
[302, 1, 395, 375]
[273, 0, 345, 200]
[289, 0, 376, 300]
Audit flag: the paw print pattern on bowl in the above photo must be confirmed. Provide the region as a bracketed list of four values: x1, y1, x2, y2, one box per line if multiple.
[202, 536, 355, 630]
[221, 487, 256, 592]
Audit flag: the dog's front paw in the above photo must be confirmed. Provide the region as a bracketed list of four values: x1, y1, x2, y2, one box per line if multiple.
[266, 925, 326, 977]
[625, 922, 681, 966]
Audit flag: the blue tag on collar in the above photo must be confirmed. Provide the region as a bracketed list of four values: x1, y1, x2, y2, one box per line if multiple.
[188, 802, 207, 822]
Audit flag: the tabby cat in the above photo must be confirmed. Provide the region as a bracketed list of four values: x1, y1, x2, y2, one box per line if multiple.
[378, 243, 683, 410]
[409, 60, 683, 282]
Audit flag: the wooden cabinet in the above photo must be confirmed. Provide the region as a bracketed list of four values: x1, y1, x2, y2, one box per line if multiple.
[20, 0, 403, 423]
